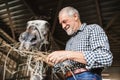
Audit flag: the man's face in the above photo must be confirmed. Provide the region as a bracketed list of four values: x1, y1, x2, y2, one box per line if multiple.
[59, 13, 76, 35]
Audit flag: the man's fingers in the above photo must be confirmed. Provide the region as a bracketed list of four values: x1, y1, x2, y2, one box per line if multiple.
[47, 53, 55, 63]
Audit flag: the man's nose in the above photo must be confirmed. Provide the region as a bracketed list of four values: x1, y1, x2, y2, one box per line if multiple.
[62, 24, 66, 29]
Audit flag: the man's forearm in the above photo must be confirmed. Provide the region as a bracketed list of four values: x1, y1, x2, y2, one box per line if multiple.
[67, 51, 87, 64]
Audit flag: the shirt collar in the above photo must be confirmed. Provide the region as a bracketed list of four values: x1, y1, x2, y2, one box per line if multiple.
[78, 23, 87, 31]
[72, 23, 86, 36]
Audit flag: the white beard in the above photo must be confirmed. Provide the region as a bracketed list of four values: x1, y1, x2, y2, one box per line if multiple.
[66, 26, 75, 35]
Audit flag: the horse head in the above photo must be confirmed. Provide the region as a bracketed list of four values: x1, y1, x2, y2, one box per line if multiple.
[19, 20, 50, 51]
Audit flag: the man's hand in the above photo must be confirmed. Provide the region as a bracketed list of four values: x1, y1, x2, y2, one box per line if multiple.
[47, 50, 87, 65]
[46, 51, 70, 64]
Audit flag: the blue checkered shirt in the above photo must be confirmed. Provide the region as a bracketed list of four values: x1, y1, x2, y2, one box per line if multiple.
[65, 23, 113, 69]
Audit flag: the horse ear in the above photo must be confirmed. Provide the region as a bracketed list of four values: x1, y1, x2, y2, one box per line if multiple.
[45, 22, 50, 31]
[26, 22, 30, 30]
[26, 21, 33, 30]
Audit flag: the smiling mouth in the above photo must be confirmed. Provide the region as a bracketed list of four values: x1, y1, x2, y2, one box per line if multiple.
[64, 25, 70, 31]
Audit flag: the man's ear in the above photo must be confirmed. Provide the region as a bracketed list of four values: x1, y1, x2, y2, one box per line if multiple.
[74, 13, 78, 21]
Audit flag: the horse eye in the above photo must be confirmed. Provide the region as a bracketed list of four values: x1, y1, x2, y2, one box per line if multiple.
[36, 23, 39, 25]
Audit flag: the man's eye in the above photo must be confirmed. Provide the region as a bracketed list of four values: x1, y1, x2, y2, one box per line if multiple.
[63, 21, 66, 23]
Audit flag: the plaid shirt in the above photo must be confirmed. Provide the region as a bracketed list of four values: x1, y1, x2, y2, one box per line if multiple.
[65, 23, 113, 69]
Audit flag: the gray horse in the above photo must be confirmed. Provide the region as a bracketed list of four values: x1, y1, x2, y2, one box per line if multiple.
[17, 20, 64, 80]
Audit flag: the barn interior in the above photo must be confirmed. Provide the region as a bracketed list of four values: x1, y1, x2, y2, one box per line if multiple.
[0, 0, 120, 80]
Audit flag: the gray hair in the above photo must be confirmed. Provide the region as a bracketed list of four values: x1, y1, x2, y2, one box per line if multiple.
[59, 6, 80, 18]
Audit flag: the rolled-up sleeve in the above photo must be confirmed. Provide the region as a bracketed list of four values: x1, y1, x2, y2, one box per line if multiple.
[83, 24, 113, 69]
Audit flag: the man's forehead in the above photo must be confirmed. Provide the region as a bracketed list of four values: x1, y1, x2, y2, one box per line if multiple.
[59, 13, 69, 23]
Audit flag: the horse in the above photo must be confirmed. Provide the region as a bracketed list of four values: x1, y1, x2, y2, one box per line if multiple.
[17, 20, 64, 80]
